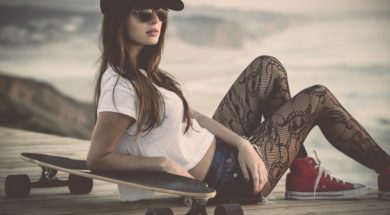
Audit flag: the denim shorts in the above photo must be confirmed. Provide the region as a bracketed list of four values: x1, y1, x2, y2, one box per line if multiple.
[203, 137, 263, 204]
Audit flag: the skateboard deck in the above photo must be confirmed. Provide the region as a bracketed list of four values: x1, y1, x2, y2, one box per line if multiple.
[18, 153, 216, 199]
[6, 153, 245, 215]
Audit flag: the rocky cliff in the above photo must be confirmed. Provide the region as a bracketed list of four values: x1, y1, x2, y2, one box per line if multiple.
[0, 72, 94, 139]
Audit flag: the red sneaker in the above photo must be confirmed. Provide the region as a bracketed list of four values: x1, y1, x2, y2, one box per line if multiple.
[285, 151, 367, 200]
[378, 167, 390, 200]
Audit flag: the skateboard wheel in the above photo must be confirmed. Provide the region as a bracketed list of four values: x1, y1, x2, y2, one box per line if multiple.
[214, 203, 243, 215]
[145, 208, 173, 215]
[5, 174, 31, 198]
[68, 174, 93, 194]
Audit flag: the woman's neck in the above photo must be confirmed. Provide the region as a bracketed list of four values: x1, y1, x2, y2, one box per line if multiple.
[130, 44, 144, 59]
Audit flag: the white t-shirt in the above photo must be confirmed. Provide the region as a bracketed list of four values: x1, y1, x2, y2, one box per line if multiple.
[97, 67, 215, 201]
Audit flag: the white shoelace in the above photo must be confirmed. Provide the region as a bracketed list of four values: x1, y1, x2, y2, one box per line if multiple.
[312, 150, 345, 200]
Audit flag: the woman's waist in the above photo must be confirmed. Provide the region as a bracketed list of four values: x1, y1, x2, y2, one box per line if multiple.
[189, 136, 217, 181]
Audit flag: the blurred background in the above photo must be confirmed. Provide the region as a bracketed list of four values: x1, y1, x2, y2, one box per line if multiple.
[0, 0, 389, 190]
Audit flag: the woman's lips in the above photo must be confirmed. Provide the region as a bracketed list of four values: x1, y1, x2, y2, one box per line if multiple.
[146, 29, 159, 36]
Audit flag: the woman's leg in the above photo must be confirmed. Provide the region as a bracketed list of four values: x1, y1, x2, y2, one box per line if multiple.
[211, 55, 390, 199]
[250, 84, 390, 196]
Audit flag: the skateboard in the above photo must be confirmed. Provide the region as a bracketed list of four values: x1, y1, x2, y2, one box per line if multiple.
[5, 153, 244, 215]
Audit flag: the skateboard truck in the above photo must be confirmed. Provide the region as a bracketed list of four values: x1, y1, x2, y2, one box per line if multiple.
[183, 198, 208, 215]
[31, 167, 67, 188]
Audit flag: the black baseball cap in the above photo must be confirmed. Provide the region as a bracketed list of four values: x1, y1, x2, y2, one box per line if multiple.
[100, 0, 184, 14]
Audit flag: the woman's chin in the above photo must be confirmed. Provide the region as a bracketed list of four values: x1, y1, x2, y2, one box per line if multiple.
[143, 39, 159, 46]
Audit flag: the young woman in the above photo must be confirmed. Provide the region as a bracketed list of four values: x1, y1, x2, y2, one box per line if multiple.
[87, 0, 390, 203]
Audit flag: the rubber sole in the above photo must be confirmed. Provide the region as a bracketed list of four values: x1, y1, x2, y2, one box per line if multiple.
[285, 185, 368, 200]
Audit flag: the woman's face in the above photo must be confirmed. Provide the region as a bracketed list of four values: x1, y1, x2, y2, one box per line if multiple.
[126, 9, 166, 47]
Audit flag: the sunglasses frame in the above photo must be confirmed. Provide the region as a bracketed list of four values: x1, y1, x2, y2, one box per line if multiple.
[131, 8, 169, 23]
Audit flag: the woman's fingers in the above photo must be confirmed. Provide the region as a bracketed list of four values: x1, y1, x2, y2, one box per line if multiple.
[252, 167, 260, 194]
[242, 161, 268, 194]
[246, 161, 261, 194]
[257, 168, 264, 192]
[253, 162, 269, 193]
[237, 142, 269, 194]
[264, 167, 269, 187]
[258, 167, 268, 191]
[263, 167, 269, 181]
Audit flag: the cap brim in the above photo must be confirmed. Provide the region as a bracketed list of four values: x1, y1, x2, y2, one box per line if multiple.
[100, 0, 184, 14]
[133, 0, 184, 11]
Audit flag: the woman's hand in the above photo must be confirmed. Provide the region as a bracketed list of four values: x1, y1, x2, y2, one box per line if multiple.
[161, 157, 195, 179]
[237, 140, 269, 194]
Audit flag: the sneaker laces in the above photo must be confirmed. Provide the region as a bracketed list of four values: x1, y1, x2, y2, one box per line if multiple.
[312, 150, 345, 200]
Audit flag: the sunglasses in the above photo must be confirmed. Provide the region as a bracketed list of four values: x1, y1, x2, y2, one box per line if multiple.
[131, 8, 169, 23]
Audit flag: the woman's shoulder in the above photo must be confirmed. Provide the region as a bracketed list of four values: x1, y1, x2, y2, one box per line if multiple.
[102, 66, 119, 80]
[101, 66, 134, 90]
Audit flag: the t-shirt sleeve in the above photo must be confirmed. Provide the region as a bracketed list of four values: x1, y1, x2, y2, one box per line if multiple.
[97, 75, 138, 120]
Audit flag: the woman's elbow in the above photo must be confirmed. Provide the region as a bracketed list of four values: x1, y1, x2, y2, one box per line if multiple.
[86, 154, 105, 170]
[86, 156, 97, 170]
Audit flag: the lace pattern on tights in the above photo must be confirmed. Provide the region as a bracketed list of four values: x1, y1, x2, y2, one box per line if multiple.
[211, 55, 390, 196]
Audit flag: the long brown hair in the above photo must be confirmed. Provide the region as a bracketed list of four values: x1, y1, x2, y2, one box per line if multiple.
[94, 7, 192, 135]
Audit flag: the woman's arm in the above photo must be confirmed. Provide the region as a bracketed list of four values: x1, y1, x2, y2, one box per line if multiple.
[87, 112, 194, 178]
[190, 107, 247, 149]
[190, 107, 268, 193]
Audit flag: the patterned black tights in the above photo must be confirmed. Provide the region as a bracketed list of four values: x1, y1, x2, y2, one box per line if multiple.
[212, 55, 390, 196]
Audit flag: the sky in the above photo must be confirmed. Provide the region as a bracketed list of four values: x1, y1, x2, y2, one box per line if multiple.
[0, 0, 389, 14]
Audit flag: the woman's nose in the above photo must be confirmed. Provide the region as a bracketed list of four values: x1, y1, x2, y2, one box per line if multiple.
[149, 12, 159, 24]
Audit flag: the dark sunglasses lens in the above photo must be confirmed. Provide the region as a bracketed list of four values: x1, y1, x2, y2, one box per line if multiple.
[137, 10, 168, 22]
[156, 11, 168, 22]
[138, 12, 154, 22]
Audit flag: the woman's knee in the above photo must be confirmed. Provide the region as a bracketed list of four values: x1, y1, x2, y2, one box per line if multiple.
[297, 84, 333, 110]
[248, 55, 287, 78]
[304, 84, 331, 95]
